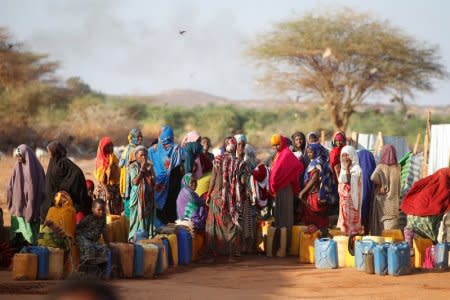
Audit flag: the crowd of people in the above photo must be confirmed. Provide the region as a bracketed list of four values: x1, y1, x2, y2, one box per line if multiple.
[3, 125, 448, 270]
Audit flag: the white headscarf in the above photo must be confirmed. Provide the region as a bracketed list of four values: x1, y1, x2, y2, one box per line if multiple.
[339, 145, 363, 210]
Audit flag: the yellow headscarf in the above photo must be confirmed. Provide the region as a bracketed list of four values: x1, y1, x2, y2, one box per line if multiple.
[45, 191, 76, 238]
[271, 134, 282, 146]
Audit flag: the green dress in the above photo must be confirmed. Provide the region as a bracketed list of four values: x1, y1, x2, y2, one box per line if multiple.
[127, 161, 156, 241]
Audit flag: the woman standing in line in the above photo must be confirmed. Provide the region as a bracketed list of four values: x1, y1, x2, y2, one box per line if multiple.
[370, 145, 401, 235]
[95, 137, 122, 215]
[337, 145, 363, 235]
[7, 144, 45, 246]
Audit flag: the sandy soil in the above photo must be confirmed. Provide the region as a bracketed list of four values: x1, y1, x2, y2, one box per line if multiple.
[1, 256, 450, 299]
[1, 157, 450, 299]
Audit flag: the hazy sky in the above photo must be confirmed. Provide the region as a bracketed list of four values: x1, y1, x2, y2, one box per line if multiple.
[1, 0, 449, 104]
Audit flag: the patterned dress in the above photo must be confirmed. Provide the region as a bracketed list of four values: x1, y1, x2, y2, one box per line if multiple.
[76, 214, 109, 265]
[205, 153, 240, 256]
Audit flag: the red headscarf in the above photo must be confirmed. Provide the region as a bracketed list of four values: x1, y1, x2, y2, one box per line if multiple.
[379, 144, 398, 165]
[329, 131, 346, 180]
[96, 137, 113, 171]
[269, 135, 304, 195]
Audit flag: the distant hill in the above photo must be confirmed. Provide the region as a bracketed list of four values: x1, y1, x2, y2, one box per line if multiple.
[128, 89, 450, 116]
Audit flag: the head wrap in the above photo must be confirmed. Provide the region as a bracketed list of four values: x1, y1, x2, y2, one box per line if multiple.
[333, 131, 346, 143]
[53, 191, 73, 208]
[181, 173, 193, 189]
[7, 144, 45, 224]
[96, 137, 113, 171]
[270, 134, 282, 146]
[341, 145, 359, 166]
[291, 131, 306, 152]
[159, 126, 174, 146]
[128, 128, 142, 146]
[234, 134, 248, 144]
[379, 144, 398, 166]
[181, 131, 201, 147]
[134, 145, 147, 157]
[47, 141, 67, 161]
[85, 179, 95, 191]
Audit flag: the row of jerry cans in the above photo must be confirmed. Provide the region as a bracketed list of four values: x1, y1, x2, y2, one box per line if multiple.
[13, 246, 64, 280]
[314, 238, 413, 276]
[13, 227, 205, 281]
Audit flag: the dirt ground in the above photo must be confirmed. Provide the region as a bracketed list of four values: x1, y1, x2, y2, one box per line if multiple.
[1, 256, 450, 299]
[1, 157, 450, 299]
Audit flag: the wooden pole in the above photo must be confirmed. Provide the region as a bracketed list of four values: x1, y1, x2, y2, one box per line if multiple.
[413, 133, 421, 155]
[351, 131, 358, 149]
[320, 130, 325, 145]
[375, 131, 383, 155]
[422, 111, 431, 178]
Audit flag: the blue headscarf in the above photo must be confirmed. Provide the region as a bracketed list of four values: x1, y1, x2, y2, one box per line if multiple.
[304, 143, 337, 205]
[148, 126, 183, 210]
[357, 149, 376, 226]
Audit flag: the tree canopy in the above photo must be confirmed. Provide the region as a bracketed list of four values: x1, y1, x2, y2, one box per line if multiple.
[249, 10, 447, 130]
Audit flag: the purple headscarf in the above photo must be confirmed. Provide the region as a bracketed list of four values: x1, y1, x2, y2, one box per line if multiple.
[7, 144, 45, 222]
[379, 144, 398, 165]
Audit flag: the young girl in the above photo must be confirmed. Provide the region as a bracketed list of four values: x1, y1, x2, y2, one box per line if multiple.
[337, 146, 363, 236]
[76, 199, 110, 266]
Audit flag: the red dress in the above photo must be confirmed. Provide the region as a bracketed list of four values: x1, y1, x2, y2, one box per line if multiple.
[302, 170, 329, 228]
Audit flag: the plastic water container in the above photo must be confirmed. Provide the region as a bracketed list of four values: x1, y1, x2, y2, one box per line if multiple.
[161, 238, 171, 267]
[141, 243, 159, 278]
[333, 236, 349, 268]
[22, 246, 49, 280]
[355, 240, 377, 271]
[413, 237, 433, 269]
[177, 228, 192, 265]
[388, 242, 411, 276]
[363, 236, 385, 244]
[105, 249, 112, 279]
[12, 253, 38, 280]
[290, 225, 308, 256]
[435, 242, 449, 271]
[373, 243, 390, 275]
[382, 230, 404, 242]
[135, 230, 149, 243]
[133, 244, 144, 277]
[110, 242, 134, 278]
[299, 231, 321, 264]
[48, 247, 64, 280]
[364, 252, 375, 274]
[314, 238, 338, 269]
[191, 232, 205, 262]
[159, 234, 179, 266]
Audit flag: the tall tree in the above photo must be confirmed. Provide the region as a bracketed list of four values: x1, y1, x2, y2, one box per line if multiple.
[0, 27, 58, 92]
[249, 10, 447, 130]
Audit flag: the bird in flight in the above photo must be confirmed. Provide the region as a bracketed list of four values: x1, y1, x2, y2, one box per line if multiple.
[179, 30, 186, 35]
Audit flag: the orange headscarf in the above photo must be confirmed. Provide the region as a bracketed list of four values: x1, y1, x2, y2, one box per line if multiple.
[45, 191, 76, 238]
[95, 137, 120, 184]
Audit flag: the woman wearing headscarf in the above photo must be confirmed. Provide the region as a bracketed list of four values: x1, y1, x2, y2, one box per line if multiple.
[370, 144, 401, 235]
[306, 131, 320, 146]
[119, 128, 143, 218]
[176, 173, 206, 231]
[205, 137, 240, 261]
[38, 191, 76, 251]
[270, 134, 304, 245]
[300, 143, 336, 229]
[358, 150, 377, 234]
[148, 126, 183, 224]
[329, 131, 346, 184]
[7, 144, 45, 245]
[337, 145, 363, 236]
[183, 141, 203, 178]
[291, 131, 307, 161]
[95, 137, 122, 215]
[235, 134, 257, 254]
[181, 130, 201, 147]
[45, 141, 88, 223]
[128, 146, 156, 241]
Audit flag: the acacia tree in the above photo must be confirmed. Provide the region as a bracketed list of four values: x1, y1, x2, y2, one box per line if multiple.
[249, 10, 447, 130]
